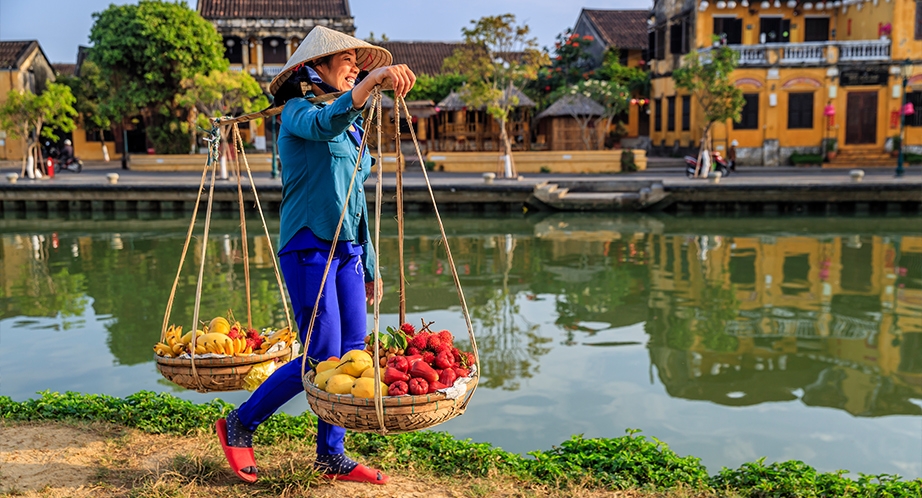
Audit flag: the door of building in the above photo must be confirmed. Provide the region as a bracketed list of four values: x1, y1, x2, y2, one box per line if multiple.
[845, 92, 878, 145]
[759, 17, 790, 43]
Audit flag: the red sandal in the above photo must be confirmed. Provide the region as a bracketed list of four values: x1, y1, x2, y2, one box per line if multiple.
[215, 418, 258, 483]
[323, 463, 389, 484]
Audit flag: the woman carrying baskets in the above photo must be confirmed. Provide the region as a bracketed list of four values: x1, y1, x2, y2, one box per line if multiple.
[215, 26, 416, 485]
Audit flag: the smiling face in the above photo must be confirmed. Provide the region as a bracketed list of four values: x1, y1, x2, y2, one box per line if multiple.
[313, 49, 360, 92]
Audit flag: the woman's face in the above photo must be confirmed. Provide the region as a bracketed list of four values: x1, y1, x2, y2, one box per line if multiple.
[315, 49, 360, 92]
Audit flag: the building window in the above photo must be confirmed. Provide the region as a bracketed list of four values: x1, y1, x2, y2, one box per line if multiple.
[670, 21, 688, 54]
[788, 92, 814, 129]
[681, 95, 691, 131]
[908, 93, 922, 126]
[713, 17, 743, 45]
[262, 37, 287, 64]
[85, 129, 115, 142]
[223, 37, 243, 64]
[804, 18, 830, 42]
[759, 17, 790, 43]
[655, 27, 666, 59]
[648, 31, 656, 59]
[735, 94, 759, 130]
[917, 1, 922, 40]
[654, 98, 662, 131]
[667, 96, 676, 131]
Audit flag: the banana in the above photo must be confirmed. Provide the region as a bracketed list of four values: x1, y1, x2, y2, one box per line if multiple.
[182, 329, 205, 346]
[171, 342, 185, 355]
[194, 344, 207, 355]
[265, 327, 291, 345]
[153, 342, 173, 357]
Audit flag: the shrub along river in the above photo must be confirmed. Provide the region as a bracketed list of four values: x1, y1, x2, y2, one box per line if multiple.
[0, 212, 919, 479]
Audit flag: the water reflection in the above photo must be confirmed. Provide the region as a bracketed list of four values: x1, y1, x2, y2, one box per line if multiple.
[646, 230, 922, 417]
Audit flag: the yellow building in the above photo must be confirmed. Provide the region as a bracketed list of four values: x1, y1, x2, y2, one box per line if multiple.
[649, 0, 917, 167]
[0, 40, 55, 161]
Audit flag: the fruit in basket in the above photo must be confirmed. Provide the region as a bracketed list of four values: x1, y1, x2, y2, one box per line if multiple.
[351, 377, 387, 398]
[335, 349, 373, 377]
[315, 359, 340, 373]
[384, 367, 410, 385]
[153, 342, 174, 357]
[386, 355, 410, 373]
[408, 378, 429, 395]
[200, 332, 234, 355]
[409, 361, 439, 383]
[388, 380, 409, 396]
[314, 369, 337, 390]
[326, 374, 357, 394]
[181, 329, 205, 346]
[361, 367, 378, 378]
[208, 316, 231, 335]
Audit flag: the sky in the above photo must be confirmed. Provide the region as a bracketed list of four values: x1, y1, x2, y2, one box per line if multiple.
[0, 0, 652, 64]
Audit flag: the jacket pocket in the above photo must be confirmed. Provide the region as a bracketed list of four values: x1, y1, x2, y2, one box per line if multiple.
[328, 134, 355, 158]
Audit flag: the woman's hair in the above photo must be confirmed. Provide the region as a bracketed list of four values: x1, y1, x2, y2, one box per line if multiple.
[307, 54, 334, 69]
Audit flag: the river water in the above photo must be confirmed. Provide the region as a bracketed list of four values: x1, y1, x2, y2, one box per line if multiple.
[1, 212, 919, 479]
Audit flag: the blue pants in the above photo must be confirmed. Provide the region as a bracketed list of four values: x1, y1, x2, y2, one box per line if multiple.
[235, 246, 367, 455]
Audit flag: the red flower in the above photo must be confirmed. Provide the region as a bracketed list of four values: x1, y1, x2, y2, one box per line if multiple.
[572, 42, 579, 47]
[584, 35, 594, 41]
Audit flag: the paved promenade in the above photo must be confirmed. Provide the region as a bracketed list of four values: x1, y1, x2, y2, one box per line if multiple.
[1, 158, 920, 214]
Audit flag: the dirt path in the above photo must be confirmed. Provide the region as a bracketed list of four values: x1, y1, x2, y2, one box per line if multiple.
[0, 421, 635, 498]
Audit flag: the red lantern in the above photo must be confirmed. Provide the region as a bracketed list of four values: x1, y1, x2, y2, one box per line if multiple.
[824, 104, 836, 128]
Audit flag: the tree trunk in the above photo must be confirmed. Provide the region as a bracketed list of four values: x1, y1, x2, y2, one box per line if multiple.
[693, 122, 713, 178]
[499, 117, 516, 178]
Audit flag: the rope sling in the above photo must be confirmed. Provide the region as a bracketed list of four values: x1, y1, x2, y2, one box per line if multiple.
[155, 118, 295, 393]
[154, 87, 479, 433]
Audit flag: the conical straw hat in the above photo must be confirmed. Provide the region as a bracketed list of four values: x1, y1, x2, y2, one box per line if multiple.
[269, 26, 392, 95]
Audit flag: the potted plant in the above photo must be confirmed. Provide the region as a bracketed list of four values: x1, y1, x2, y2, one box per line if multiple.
[825, 138, 837, 160]
[891, 135, 901, 157]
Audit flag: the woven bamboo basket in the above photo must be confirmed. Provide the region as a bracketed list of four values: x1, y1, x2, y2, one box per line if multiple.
[156, 348, 292, 392]
[303, 370, 478, 433]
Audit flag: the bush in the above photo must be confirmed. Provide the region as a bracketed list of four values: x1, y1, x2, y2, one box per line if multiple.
[904, 152, 922, 164]
[621, 149, 637, 172]
[790, 152, 823, 166]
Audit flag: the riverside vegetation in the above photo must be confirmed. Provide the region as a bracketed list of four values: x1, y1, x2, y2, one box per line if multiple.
[1, 391, 920, 497]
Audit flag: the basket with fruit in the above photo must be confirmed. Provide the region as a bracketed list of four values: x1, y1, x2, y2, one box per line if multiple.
[155, 127, 295, 393]
[154, 315, 295, 392]
[303, 321, 478, 433]
[298, 94, 480, 433]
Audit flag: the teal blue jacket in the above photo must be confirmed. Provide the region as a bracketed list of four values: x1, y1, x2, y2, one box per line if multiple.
[277, 90, 375, 282]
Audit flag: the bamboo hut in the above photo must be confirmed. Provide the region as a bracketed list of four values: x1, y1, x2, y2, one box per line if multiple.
[365, 94, 438, 156]
[434, 87, 535, 152]
[535, 94, 606, 151]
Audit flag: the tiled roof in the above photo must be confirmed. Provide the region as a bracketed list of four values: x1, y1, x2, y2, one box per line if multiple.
[536, 94, 605, 119]
[52, 63, 76, 76]
[198, 0, 350, 19]
[0, 40, 37, 70]
[377, 41, 464, 76]
[583, 10, 649, 50]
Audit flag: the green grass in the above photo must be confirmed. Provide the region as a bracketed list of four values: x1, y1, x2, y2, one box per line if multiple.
[2, 391, 920, 496]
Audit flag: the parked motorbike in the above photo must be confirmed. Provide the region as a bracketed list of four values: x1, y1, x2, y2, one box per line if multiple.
[43, 141, 83, 174]
[685, 150, 730, 179]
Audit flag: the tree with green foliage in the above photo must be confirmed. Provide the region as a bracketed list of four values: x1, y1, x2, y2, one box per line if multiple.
[443, 14, 549, 177]
[673, 45, 744, 177]
[596, 47, 650, 95]
[405, 73, 467, 104]
[57, 60, 114, 161]
[175, 70, 269, 177]
[567, 79, 630, 150]
[0, 83, 77, 176]
[87, 0, 227, 158]
[531, 30, 596, 107]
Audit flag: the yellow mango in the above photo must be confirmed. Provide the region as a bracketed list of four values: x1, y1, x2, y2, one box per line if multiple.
[314, 369, 337, 390]
[325, 374, 356, 395]
[181, 329, 205, 346]
[361, 367, 378, 379]
[351, 377, 387, 399]
[315, 360, 340, 374]
[209, 317, 231, 335]
[335, 349, 372, 377]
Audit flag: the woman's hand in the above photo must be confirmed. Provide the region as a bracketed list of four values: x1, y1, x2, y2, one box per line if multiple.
[365, 278, 384, 306]
[352, 64, 417, 108]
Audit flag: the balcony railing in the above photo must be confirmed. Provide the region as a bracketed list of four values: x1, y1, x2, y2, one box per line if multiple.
[262, 65, 284, 77]
[699, 39, 891, 66]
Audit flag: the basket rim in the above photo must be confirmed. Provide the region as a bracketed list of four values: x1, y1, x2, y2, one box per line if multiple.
[302, 369, 477, 407]
[154, 347, 292, 367]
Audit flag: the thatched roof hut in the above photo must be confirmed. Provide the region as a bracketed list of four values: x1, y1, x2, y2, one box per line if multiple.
[536, 94, 605, 119]
[535, 94, 607, 151]
[436, 87, 537, 111]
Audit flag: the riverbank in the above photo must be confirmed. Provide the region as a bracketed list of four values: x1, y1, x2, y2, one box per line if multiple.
[0, 160, 920, 216]
[1, 391, 919, 497]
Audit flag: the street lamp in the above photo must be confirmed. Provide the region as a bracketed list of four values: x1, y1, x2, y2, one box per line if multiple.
[897, 58, 913, 177]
